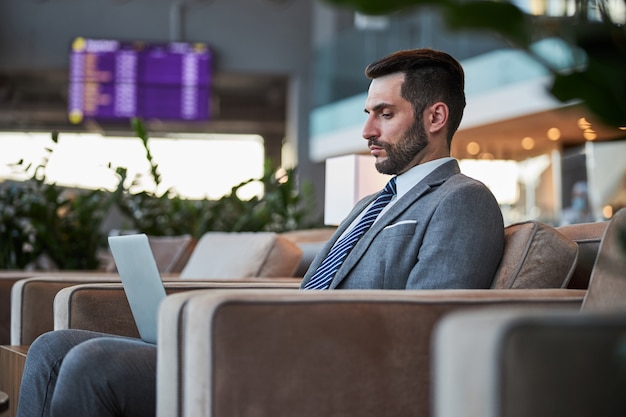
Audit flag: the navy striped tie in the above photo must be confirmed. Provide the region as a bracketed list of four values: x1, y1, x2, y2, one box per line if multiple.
[304, 177, 397, 290]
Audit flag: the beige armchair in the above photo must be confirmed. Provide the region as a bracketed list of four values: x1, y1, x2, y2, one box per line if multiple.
[433, 208, 626, 417]
[434, 309, 626, 417]
[156, 288, 585, 417]
[151, 218, 609, 417]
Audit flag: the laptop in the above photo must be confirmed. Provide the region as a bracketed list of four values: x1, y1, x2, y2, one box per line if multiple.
[108, 233, 167, 344]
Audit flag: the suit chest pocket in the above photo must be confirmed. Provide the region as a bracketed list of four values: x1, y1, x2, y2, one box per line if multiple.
[381, 220, 418, 236]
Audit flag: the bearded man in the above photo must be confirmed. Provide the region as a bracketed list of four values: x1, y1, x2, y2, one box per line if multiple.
[300, 48, 504, 290]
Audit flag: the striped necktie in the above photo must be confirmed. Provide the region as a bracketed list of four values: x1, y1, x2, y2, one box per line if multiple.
[303, 176, 397, 290]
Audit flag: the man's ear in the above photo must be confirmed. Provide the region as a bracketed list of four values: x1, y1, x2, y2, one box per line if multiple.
[426, 102, 448, 134]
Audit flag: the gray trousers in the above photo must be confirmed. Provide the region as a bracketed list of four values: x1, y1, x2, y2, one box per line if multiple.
[16, 329, 157, 417]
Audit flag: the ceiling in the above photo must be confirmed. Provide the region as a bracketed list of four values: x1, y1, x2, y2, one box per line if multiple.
[0, 70, 288, 138]
[452, 103, 626, 161]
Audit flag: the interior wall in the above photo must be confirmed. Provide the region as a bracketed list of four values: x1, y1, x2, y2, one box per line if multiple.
[0, 0, 312, 73]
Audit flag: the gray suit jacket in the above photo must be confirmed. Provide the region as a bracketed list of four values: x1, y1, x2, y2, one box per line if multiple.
[300, 160, 504, 289]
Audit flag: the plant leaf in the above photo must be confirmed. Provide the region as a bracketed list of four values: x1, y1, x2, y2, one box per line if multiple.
[443, 1, 531, 48]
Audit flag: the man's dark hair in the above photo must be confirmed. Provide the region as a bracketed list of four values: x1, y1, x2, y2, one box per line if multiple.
[365, 48, 466, 145]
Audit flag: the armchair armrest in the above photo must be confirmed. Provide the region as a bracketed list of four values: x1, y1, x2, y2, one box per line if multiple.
[12, 274, 298, 345]
[10, 273, 120, 345]
[156, 288, 585, 417]
[54, 281, 301, 338]
[433, 308, 626, 417]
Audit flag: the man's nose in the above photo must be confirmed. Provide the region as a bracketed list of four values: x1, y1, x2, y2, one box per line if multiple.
[362, 117, 378, 141]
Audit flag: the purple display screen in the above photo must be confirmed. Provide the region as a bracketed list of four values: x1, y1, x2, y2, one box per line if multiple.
[68, 38, 211, 124]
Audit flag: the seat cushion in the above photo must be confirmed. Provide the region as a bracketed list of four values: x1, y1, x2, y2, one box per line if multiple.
[491, 221, 578, 289]
[179, 232, 302, 279]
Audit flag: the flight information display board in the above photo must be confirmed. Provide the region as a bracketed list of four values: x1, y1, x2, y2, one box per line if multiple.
[68, 37, 211, 124]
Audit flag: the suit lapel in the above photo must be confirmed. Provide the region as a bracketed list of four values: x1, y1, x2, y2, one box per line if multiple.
[303, 194, 377, 278]
[328, 160, 460, 289]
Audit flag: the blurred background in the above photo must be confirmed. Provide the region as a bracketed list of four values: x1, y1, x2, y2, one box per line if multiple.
[1, 0, 625, 253]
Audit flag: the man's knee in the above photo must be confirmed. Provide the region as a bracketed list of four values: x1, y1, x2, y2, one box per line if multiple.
[61, 338, 155, 387]
[27, 330, 85, 366]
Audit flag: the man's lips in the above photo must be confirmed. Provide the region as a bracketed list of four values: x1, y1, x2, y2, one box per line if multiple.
[369, 140, 384, 154]
[370, 145, 385, 157]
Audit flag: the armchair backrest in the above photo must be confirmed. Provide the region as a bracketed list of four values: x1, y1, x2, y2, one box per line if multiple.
[581, 208, 626, 312]
[557, 220, 608, 289]
[104, 234, 196, 274]
[147, 234, 196, 273]
[179, 232, 303, 279]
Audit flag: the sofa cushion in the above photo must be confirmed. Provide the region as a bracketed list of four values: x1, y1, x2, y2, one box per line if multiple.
[179, 232, 302, 279]
[491, 221, 578, 289]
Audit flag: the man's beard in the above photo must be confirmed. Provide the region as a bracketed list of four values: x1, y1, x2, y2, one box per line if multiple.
[370, 119, 428, 175]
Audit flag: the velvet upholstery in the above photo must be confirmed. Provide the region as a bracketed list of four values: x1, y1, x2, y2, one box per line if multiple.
[581, 208, 626, 312]
[54, 281, 301, 338]
[8, 273, 119, 345]
[156, 289, 585, 417]
[434, 309, 626, 417]
[433, 209, 626, 417]
[491, 221, 578, 289]
[558, 220, 608, 289]
[179, 232, 302, 279]
[104, 235, 196, 274]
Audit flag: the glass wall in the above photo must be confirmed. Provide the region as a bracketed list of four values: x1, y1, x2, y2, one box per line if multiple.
[312, 8, 509, 108]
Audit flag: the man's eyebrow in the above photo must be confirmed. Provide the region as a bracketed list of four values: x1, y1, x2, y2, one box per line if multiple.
[364, 102, 394, 113]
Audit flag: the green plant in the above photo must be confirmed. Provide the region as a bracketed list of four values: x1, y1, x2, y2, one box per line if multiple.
[114, 119, 319, 237]
[0, 132, 114, 269]
[0, 182, 40, 268]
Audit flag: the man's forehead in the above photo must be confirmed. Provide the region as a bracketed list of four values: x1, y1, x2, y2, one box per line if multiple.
[365, 73, 407, 109]
[368, 72, 405, 89]
[368, 73, 405, 96]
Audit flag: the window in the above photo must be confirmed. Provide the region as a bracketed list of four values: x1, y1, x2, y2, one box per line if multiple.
[0, 132, 265, 200]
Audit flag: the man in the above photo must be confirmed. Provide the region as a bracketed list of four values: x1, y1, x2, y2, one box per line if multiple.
[17, 49, 504, 417]
[301, 48, 504, 290]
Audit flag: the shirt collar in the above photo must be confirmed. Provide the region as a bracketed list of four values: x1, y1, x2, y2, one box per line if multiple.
[394, 157, 455, 200]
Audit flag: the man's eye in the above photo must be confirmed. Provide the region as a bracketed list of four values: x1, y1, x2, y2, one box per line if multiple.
[382, 113, 392, 118]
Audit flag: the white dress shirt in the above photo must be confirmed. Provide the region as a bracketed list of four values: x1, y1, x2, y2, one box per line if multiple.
[337, 157, 455, 240]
